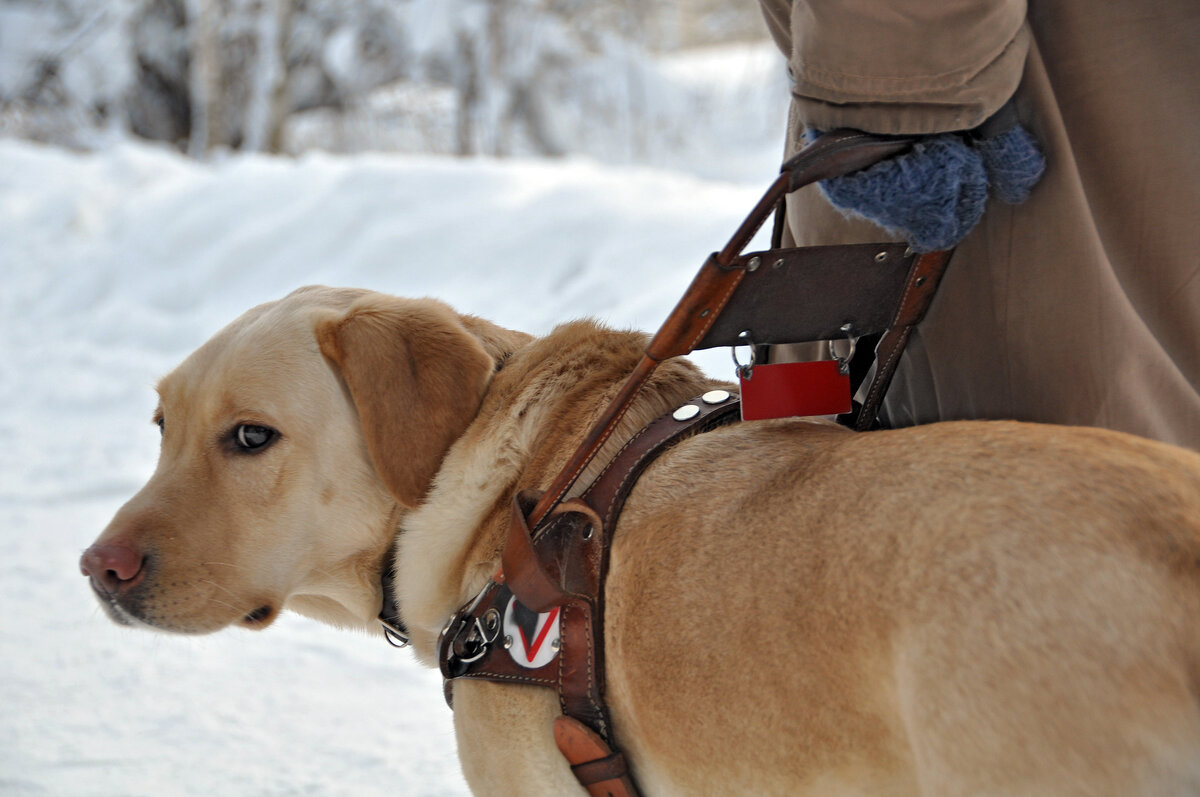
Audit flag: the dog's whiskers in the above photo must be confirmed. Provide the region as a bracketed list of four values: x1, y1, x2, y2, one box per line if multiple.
[200, 594, 242, 614]
[197, 578, 241, 600]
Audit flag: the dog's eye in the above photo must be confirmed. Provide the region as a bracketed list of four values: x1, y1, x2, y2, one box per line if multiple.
[156, 417, 164, 436]
[235, 424, 276, 452]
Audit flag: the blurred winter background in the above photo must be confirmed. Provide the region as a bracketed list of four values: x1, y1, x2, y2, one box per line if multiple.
[0, 1, 788, 794]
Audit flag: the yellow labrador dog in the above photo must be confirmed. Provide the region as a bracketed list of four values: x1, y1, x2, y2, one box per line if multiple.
[83, 286, 1200, 795]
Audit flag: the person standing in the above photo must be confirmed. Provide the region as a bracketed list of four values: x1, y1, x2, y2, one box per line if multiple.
[757, 0, 1200, 450]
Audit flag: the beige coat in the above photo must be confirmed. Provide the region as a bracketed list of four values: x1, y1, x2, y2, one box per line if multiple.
[759, 0, 1200, 451]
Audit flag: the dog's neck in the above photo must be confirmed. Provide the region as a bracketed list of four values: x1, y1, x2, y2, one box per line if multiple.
[393, 320, 722, 665]
[283, 502, 402, 634]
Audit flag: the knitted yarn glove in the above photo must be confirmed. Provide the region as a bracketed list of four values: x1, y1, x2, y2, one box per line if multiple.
[814, 123, 1045, 252]
[819, 134, 987, 252]
[975, 124, 1045, 204]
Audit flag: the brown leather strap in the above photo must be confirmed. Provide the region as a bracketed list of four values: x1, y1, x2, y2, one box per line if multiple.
[855, 249, 954, 430]
[555, 716, 638, 797]
[528, 357, 660, 529]
[501, 493, 588, 613]
[514, 394, 741, 742]
[583, 393, 742, 532]
[561, 394, 740, 743]
[779, 131, 918, 194]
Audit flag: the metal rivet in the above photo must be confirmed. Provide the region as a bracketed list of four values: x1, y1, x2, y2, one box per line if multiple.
[483, 609, 499, 632]
[701, 389, 731, 405]
[772, 258, 785, 270]
[915, 276, 926, 287]
[699, 308, 710, 318]
[672, 404, 700, 421]
[551, 638, 560, 651]
[746, 256, 761, 272]
[503, 635, 513, 649]
[875, 251, 888, 263]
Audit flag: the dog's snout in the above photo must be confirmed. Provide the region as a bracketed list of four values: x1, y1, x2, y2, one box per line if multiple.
[80, 543, 146, 594]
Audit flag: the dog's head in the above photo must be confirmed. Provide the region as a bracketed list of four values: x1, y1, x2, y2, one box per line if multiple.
[80, 286, 518, 634]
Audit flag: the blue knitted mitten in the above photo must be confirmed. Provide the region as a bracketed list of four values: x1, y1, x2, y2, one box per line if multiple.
[814, 122, 1045, 252]
[819, 134, 988, 252]
[975, 125, 1045, 204]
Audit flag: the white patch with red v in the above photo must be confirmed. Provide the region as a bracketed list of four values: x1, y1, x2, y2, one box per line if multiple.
[503, 594, 561, 669]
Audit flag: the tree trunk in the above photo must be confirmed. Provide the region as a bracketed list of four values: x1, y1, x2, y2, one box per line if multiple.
[243, 0, 293, 153]
[263, 0, 293, 154]
[488, 0, 508, 156]
[455, 30, 479, 157]
[186, 0, 220, 157]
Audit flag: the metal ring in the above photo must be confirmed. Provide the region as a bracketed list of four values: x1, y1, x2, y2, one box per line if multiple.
[481, 609, 501, 642]
[732, 330, 756, 380]
[829, 323, 856, 375]
[381, 620, 410, 648]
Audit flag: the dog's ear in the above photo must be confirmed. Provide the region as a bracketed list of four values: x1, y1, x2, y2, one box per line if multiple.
[315, 296, 495, 507]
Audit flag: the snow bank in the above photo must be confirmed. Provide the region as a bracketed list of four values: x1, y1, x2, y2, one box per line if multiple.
[0, 138, 779, 795]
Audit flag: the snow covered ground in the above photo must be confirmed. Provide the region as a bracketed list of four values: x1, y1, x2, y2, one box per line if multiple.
[0, 91, 784, 794]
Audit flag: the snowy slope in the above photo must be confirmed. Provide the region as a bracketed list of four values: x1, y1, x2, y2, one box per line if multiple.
[0, 137, 781, 795]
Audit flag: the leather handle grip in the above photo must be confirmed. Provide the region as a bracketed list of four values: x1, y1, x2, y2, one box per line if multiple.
[647, 131, 916, 363]
[780, 130, 916, 193]
[530, 130, 915, 528]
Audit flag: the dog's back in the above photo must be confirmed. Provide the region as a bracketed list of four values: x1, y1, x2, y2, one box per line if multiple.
[605, 418, 1200, 796]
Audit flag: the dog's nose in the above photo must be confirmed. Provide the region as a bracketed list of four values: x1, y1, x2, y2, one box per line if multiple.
[80, 543, 145, 594]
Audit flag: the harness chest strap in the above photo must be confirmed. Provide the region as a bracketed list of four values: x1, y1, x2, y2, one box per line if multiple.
[437, 391, 742, 797]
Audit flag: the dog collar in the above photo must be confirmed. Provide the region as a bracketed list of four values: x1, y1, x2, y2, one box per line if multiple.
[378, 557, 410, 648]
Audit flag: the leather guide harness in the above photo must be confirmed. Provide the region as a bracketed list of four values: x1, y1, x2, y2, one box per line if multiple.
[521, 130, 952, 535]
[397, 131, 955, 795]
[439, 391, 742, 797]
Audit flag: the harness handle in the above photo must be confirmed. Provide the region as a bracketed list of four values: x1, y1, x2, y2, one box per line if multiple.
[528, 130, 923, 529]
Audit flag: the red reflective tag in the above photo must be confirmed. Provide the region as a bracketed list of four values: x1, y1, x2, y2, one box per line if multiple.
[738, 360, 852, 421]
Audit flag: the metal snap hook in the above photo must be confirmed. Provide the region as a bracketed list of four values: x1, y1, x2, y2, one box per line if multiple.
[453, 623, 488, 665]
[450, 608, 500, 666]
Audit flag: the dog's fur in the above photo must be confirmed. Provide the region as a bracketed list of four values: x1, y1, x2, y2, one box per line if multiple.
[85, 286, 1200, 795]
